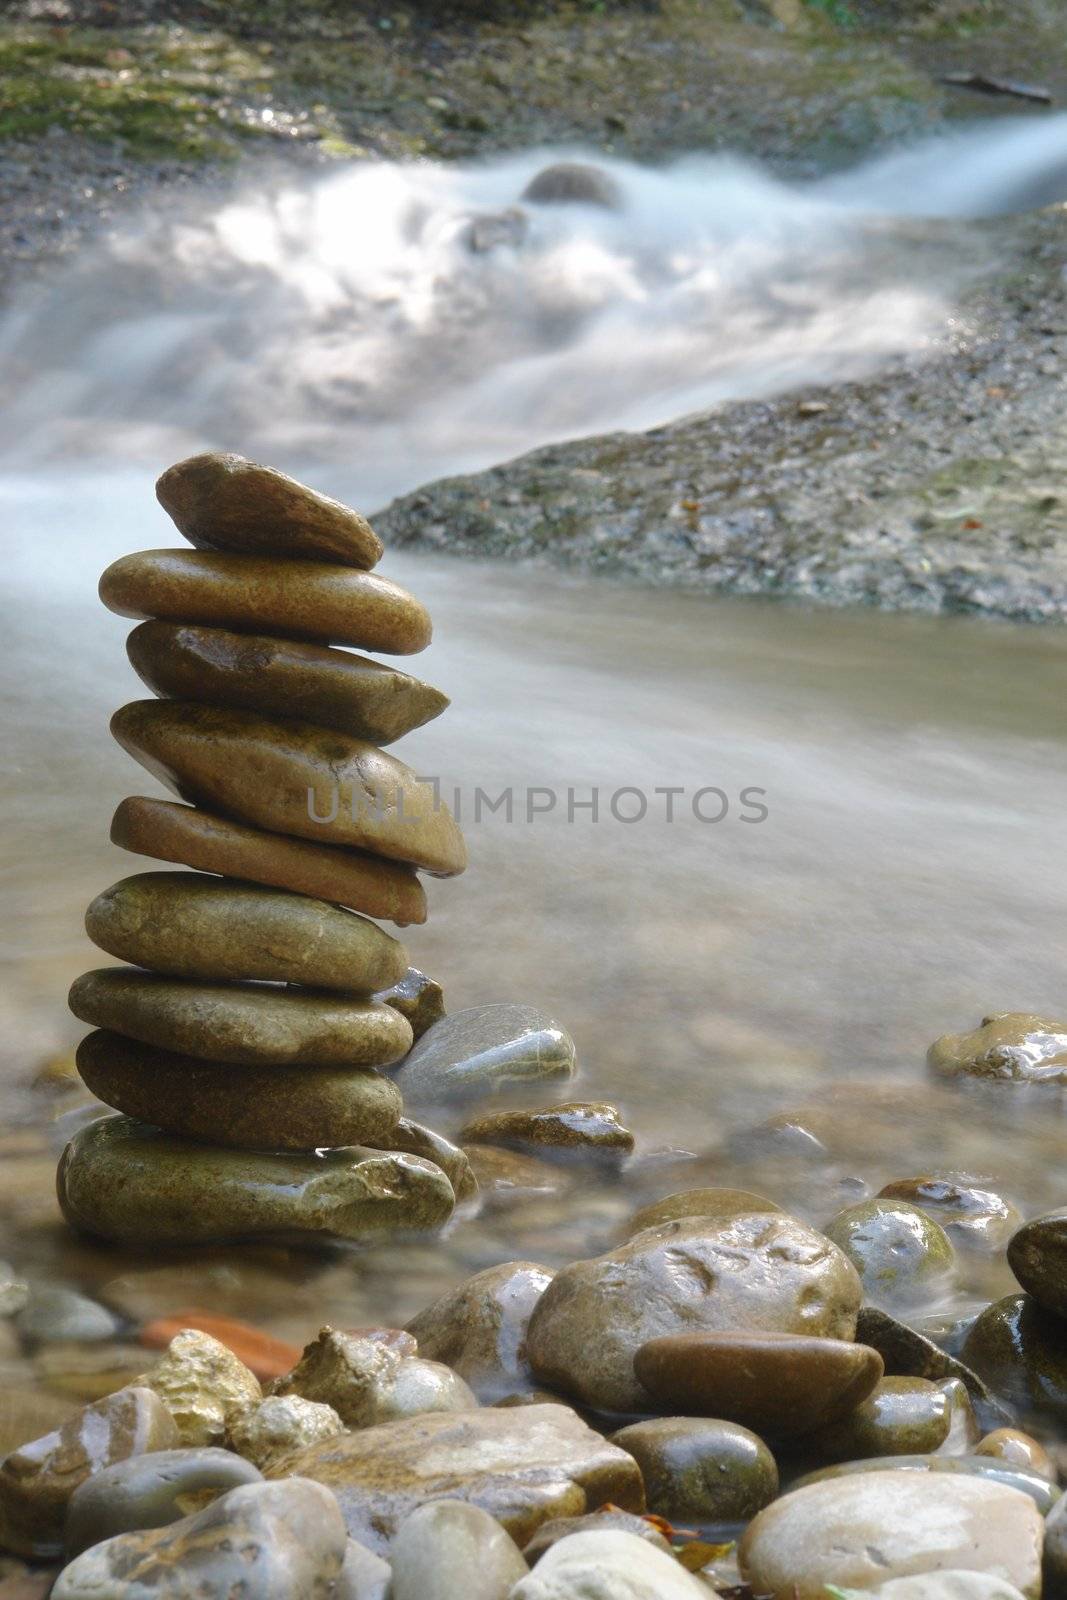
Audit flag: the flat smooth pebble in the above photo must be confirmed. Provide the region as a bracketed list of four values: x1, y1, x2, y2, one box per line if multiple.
[58, 1115, 456, 1247]
[85, 872, 407, 992]
[128, 621, 448, 743]
[459, 1102, 632, 1161]
[99, 550, 430, 652]
[391, 1006, 576, 1105]
[69, 969, 413, 1068]
[64, 1447, 263, 1556]
[111, 700, 466, 875]
[156, 452, 383, 567]
[509, 1529, 710, 1600]
[390, 1499, 528, 1600]
[373, 1118, 479, 1203]
[111, 796, 427, 926]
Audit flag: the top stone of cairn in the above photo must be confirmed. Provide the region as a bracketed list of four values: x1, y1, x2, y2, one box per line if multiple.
[156, 452, 384, 570]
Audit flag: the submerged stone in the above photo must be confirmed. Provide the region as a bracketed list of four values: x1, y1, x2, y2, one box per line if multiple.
[58, 1115, 456, 1247]
[822, 1198, 956, 1311]
[391, 1005, 576, 1105]
[928, 1013, 1067, 1084]
[85, 871, 407, 992]
[76, 1031, 404, 1151]
[111, 796, 428, 926]
[878, 1177, 1021, 1254]
[459, 1102, 633, 1162]
[627, 1186, 781, 1237]
[110, 700, 466, 875]
[156, 452, 384, 568]
[69, 969, 413, 1068]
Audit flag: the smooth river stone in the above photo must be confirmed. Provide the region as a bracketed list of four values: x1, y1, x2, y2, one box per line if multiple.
[128, 621, 448, 744]
[406, 1261, 556, 1402]
[627, 1186, 782, 1238]
[527, 1214, 862, 1415]
[739, 1472, 1044, 1599]
[928, 1013, 1067, 1084]
[64, 1447, 263, 1556]
[111, 701, 466, 876]
[806, 1376, 952, 1461]
[823, 1198, 956, 1310]
[0, 1387, 178, 1558]
[878, 1177, 1022, 1254]
[69, 969, 413, 1068]
[156, 451, 384, 568]
[99, 550, 431, 653]
[521, 1511, 673, 1565]
[1007, 1208, 1067, 1317]
[794, 1455, 1058, 1515]
[511, 1529, 709, 1600]
[76, 1031, 404, 1151]
[372, 1117, 479, 1203]
[52, 1477, 348, 1600]
[374, 968, 445, 1039]
[961, 1292, 1067, 1426]
[610, 1417, 778, 1523]
[86, 871, 407, 992]
[390, 1500, 528, 1600]
[856, 1307, 1005, 1422]
[267, 1404, 643, 1555]
[112, 796, 427, 926]
[973, 1428, 1056, 1482]
[635, 1330, 882, 1439]
[391, 1005, 576, 1105]
[459, 1102, 633, 1162]
[58, 1115, 456, 1247]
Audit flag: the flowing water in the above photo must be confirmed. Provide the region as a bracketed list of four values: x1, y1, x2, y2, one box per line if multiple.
[3, 116, 1067, 1381]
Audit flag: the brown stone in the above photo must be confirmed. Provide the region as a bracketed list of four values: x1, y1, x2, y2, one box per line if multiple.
[1007, 1208, 1067, 1318]
[99, 550, 431, 653]
[527, 1214, 863, 1414]
[635, 1331, 882, 1439]
[609, 1416, 779, 1523]
[928, 1013, 1067, 1085]
[373, 1118, 478, 1203]
[111, 701, 466, 876]
[374, 969, 445, 1040]
[627, 1187, 782, 1237]
[156, 451, 383, 568]
[459, 1103, 633, 1163]
[69, 970, 413, 1068]
[0, 1387, 178, 1557]
[85, 872, 407, 993]
[406, 1262, 556, 1402]
[0, 1391, 79, 1460]
[127, 622, 448, 745]
[974, 1428, 1056, 1482]
[805, 1375, 952, 1461]
[111, 797, 427, 926]
[76, 1031, 405, 1151]
[267, 1404, 644, 1555]
[271, 1327, 475, 1428]
[877, 1177, 1021, 1253]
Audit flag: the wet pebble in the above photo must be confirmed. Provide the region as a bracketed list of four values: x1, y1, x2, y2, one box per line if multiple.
[878, 1177, 1021, 1253]
[795, 1453, 1058, 1513]
[141, 1328, 262, 1448]
[974, 1427, 1056, 1481]
[405, 1261, 555, 1402]
[610, 1416, 778, 1522]
[391, 1004, 576, 1105]
[63, 1446, 263, 1556]
[823, 1198, 956, 1311]
[626, 1186, 780, 1237]
[510, 1528, 708, 1600]
[805, 1376, 953, 1461]
[374, 968, 445, 1040]
[272, 1326, 475, 1428]
[228, 1394, 345, 1473]
[928, 1013, 1067, 1084]
[390, 1499, 528, 1600]
[961, 1292, 1067, 1426]
[1007, 1208, 1067, 1318]
[521, 1510, 672, 1565]
[459, 1102, 633, 1164]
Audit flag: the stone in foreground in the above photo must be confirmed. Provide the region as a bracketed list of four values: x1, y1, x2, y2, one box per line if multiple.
[228, 1396, 345, 1475]
[100, 550, 431, 653]
[111, 796, 428, 926]
[156, 451, 384, 568]
[511, 1528, 708, 1600]
[128, 621, 448, 744]
[85, 871, 407, 992]
[76, 1031, 405, 1150]
[58, 1116, 456, 1247]
[527, 1213, 862, 1414]
[0, 1387, 178, 1558]
[1006, 1207, 1067, 1318]
[390, 1499, 528, 1600]
[391, 1004, 576, 1104]
[139, 1329, 262, 1448]
[69, 969, 413, 1068]
[64, 1447, 262, 1556]
[928, 1012, 1067, 1084]
[634, 1329, 882, 1438]
[609, 1416, 778, 1523]
[268, 1404, 643, 1555]
[52, 1477, 347, 1600]
[111, 700, 466, 875]
[273, 1326, 476, 1428]
[738, 1471, 1043, 1599]
[406, 1260, 555, 1402]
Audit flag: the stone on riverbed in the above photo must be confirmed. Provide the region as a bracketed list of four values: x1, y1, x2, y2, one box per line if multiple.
[459, 1102, 633, 1163]
[110, 700, 466, 874]
[374, 967, 446, 1039]
[633, 1329, 882, 1439]
[51, 1477, 347, 1600]
[228, 1395, 344, 1474]
[58, 1116, 456, 1247]
[0, 1387, 178, 1558]
[973, 1428, 1055, 1481]
[527, 1213, 862, 1414]
[878, 1177, 1021, 1254]
[1006, 1207, 1067, 1317]
[390, 1005, 576, 1104]
[626, 1186, 781, 1237]
[609, 1416, 778, 1523]
[272, 1326, 475, 1428]
[266, 1404, 643, 1554]
[111, 796, 428, 926]
[390, 1500, 528, 1600]
[510, 1529, 708, 1600]
[99, 550, 430, 653]
[63, 1447, 263, 1556]
[521, 1511, 673, 1565]
[856, 1307, 1005, 1422]
[156, 451, 384, 568]
[140, 1329, 261, 1448]
[69, 969, 413, 1068]
[961, 1292, 1067, 1426]
[405, 1261, 555, 1402]
[869, 1578, 1032, 1600]
[804, 1376, 955, 1461]
[85, 872, 408, 992]
[823, 1198, 956, 1311]
[928, 1013, 1067, 1084]
[794, 1454, 1058, 1514]
[14, 1286, 120, 1346]
[371, 1117, 478, 1202]
[76, 1031, 405, 1151]
[738, 1471, 1044, 1599]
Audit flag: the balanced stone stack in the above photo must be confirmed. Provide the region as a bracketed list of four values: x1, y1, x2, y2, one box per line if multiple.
[60, 453, 466, 1248]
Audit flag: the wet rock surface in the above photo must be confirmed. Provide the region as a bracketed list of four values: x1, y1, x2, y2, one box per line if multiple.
[63, 1446, 263, 1556]
[929, 1015, 1067, 1085]
[374, 969, 446, 1040]
[610, 1416, 779, 1523]
[390, 1499, 528, 1600]
[392, 1006, 577, 1105]
[405, 1261, 555, 1402]
[459, 1102, 633, 1163]
[272, 1326, 476, 1428]
[823, 1197, 956, 1311]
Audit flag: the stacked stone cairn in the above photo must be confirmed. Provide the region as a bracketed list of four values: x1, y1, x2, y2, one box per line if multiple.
[60, 452, 469, 1248]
